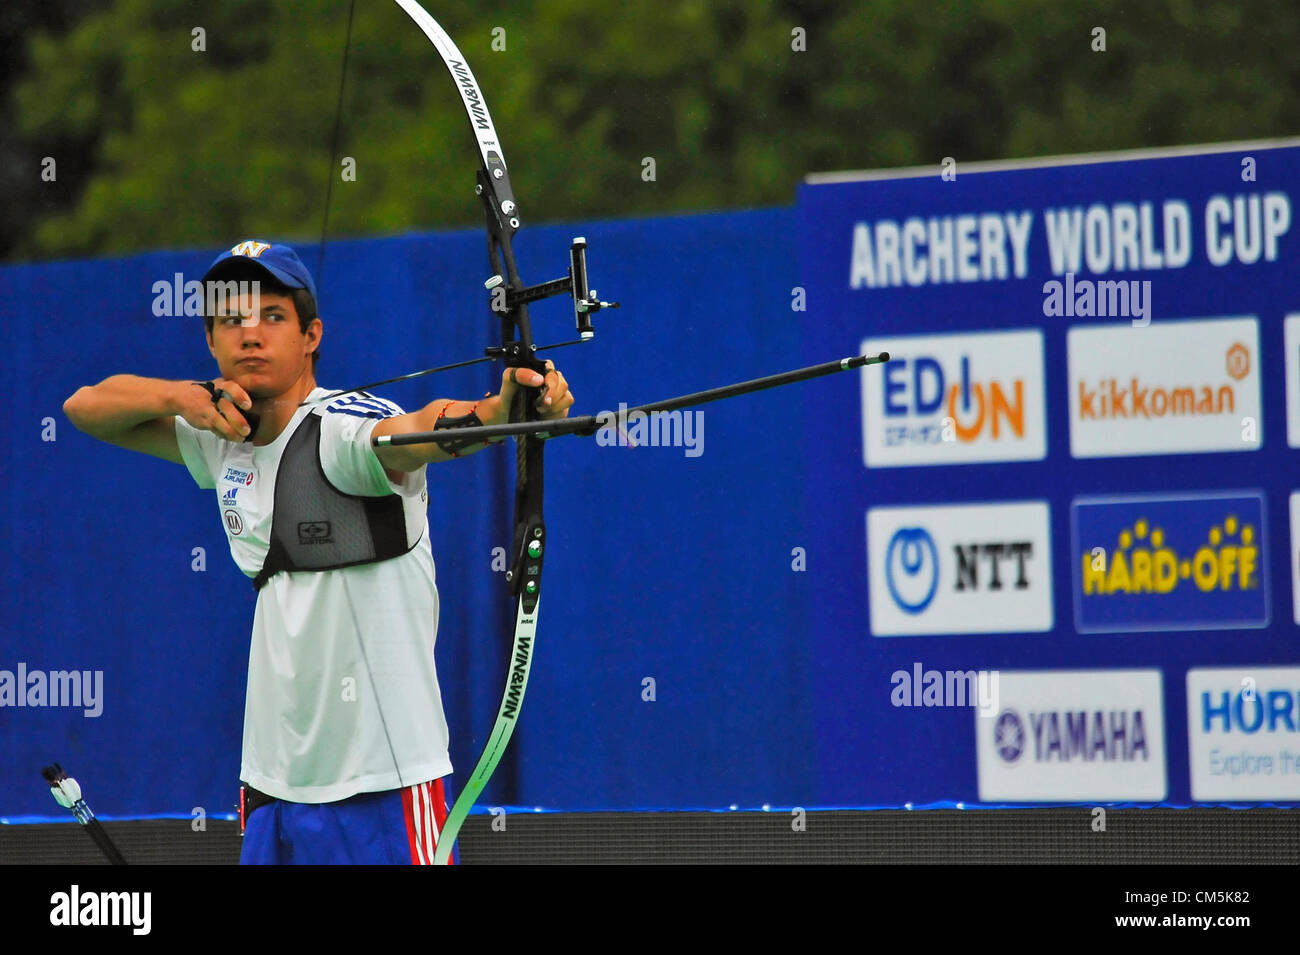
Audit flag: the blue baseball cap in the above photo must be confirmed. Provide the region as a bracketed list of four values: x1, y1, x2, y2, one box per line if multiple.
[202, 240, 318, 301]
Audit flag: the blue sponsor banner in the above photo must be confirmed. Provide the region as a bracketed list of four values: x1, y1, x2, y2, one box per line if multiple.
[1071, 492, 1269, 632]
[799, 139, 1300, 808]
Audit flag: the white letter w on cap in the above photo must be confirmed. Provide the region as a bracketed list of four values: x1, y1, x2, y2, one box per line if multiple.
[230, 240, 271, 258]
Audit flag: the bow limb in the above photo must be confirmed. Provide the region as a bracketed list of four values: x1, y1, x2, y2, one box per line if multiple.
[392, 0, 546, 866]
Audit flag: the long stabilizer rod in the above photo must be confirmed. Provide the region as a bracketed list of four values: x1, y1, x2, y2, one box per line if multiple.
[375, 352, 889, 448]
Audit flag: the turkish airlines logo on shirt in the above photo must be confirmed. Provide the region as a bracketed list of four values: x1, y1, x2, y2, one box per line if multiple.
[222, 466, 255, 487]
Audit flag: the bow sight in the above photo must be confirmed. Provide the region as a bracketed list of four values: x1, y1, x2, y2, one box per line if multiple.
[483, 237, 620, 362]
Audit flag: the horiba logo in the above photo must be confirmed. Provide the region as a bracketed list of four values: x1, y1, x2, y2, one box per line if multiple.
[229, 240, 272, 258]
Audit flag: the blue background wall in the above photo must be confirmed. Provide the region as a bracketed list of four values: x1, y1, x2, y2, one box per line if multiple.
[1, 209, 815, 819]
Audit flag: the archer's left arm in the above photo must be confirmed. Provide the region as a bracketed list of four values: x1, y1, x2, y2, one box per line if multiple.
[371, 361, 574, 471]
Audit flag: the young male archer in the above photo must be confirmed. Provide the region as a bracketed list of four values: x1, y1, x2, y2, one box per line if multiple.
[63, 240, 573, 864]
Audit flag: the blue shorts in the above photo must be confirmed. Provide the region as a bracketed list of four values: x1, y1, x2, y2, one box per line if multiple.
[240, 778, 456, 865]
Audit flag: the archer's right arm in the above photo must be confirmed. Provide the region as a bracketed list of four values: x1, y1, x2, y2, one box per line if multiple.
[63, 375, 252, 463]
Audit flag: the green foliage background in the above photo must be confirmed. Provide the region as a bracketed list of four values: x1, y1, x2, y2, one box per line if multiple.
[4, 0, 1298, 262]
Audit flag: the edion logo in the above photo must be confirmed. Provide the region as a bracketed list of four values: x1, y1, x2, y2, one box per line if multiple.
[862, 330, 1045, 468]
[882, 354, 1024, 444]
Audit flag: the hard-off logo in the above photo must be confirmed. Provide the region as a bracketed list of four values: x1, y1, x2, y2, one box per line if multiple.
[1081, 515, 1257, 596]
[861, 330, 1046, 467]
[976, 670, 1167, 801]
[1072, 492, 1268, 632]
[1067, 317, 1261, 458]
[867, 501, 1052, 636]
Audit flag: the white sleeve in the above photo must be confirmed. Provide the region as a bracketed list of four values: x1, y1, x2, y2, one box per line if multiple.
[174, 415, 219, 489]
[318, 394, 427, 497]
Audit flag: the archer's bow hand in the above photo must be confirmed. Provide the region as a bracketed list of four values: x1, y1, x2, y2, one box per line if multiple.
[500, 360, 574, 421]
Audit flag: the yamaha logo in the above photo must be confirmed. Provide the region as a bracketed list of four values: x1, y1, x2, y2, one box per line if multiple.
[995, 710, 1025, 763]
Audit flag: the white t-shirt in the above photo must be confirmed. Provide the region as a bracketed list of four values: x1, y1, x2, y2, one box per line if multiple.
[175, 387, 452, 803]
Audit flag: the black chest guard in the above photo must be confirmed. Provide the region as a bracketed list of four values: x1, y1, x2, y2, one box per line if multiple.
[252, 411, 419, 591]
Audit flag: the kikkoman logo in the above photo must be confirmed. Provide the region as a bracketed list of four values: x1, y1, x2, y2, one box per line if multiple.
[1082, 516, 1257, 596]
[1076, 343, 1248, 421]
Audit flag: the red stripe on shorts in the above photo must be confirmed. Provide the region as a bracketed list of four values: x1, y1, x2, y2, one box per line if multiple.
[401, 783, 422, 864]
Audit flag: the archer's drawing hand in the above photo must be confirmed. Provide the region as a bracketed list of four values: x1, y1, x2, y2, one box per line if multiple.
[177, 378, 256, 442]
[499, 360, 574, 421]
